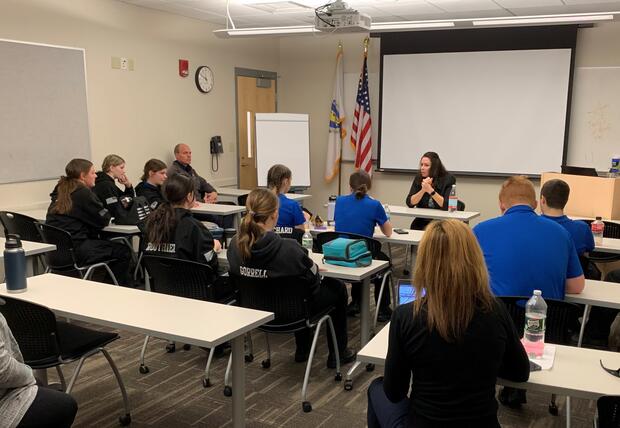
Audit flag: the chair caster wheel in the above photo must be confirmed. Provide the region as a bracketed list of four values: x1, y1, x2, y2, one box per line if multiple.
[366, 363, 375, 372]
[344, 380, 353, 391]
[139, 365, 149, 374]
[165, 343, 176, 353]
[302, 401, 312, 413]
[261, 359, 271, 369]
[119, 413, 131, 426]
[245, 353, 254, 363]
[223, 386, 232, 397]
[183, 344, 191, 351]
[202, 378, 211, 388]
[548, 403, 559, 416]
[334, 372, 342, 382]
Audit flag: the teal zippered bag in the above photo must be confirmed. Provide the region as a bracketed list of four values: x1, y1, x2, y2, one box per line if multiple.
[322, 238, 372, 268]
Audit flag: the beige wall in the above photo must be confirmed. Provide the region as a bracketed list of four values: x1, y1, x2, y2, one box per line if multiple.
[0, 0, 279, 210]
[279, 22, 620, 226]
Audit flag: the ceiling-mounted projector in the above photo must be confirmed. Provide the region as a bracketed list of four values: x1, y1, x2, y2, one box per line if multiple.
[315, 0, 371, 32]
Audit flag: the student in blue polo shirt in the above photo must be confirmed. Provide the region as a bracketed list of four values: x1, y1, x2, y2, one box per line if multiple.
[267, 164, 309, 236]
[335, 170, 393, 321]
[473, 176, 585, 301]
[473, 176, 585, 409]
[540, 179, 594, 256]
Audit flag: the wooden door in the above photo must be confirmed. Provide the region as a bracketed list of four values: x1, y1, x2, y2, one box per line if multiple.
[236, 74, 276, 189]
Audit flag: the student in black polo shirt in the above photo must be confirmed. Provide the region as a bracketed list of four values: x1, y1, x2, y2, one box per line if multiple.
[367, 220, 529, 428]
[135, 158, 167, 211]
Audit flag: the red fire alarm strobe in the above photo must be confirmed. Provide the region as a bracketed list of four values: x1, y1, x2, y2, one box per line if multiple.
[179, 59, 189, 77]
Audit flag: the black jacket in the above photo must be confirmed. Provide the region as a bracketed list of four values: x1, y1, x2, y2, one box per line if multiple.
[167, 160, 216, 203]
[46, 185, 111, 242]
[384, 299, 529, 428]
[93, 172, 135, 224]
[405, 174, 456, 230]
[144, 208, 218, 272]
[135, 181, 164, 210]
[226, 231, 320, 295]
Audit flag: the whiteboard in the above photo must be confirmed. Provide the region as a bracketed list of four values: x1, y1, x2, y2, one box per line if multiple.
[567, 67, 620, 171]
[0, 39, 91, 184]
[378, 49, 572, 175]
[255, 113, 311, 187]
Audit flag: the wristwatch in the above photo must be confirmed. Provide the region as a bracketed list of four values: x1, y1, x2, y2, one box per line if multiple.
[430, 190, 436, 196]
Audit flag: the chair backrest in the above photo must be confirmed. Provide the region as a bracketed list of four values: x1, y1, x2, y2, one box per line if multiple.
[36, 223, 78, 271]
[275, 227, 304, 244]
[582, 219, 620, 239]
[498, 296, 581, 345]
[141, 255, 216, 301]
[598, 396, 620, 428]
[314, 231, 382, 257]
[0, 296, 60, 367]
[0, 211, 43, 242]
[457, 200, 466, 211]
[230, 273, 310, 331]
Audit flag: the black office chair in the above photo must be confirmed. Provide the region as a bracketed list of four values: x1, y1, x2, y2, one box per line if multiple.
[582, 220, 620, 263]
[141, 256, 234, 387]
[0, 211, 48, 273]
[36, 223, 119, 285]
[315, 231, 393, 329]
[222, 273, 342, 413]
[499, 296, 581, 416]
[596, 395, 620, 428]
[0, 295, 131, 425]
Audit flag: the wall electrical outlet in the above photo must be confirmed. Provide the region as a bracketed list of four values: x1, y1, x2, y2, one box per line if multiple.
[120, 57, 128, 70]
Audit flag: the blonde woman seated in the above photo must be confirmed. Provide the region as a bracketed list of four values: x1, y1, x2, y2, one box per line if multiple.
[367, 220, 530, 428]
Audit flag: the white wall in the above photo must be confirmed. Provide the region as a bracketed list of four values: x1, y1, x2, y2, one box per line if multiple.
[0, 0, 279, 210]
[279, 23, 620, 226]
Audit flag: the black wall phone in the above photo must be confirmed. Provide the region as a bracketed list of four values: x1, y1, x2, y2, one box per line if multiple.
[210, 135, 223, 154]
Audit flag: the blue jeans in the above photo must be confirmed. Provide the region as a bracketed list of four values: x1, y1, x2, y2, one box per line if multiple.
[367, 377, 410, 428]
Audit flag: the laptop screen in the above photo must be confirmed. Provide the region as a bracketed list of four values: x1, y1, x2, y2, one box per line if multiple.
[398, 280, 425, 305]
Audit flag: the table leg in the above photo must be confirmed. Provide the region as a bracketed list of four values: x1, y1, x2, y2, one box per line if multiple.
[232, 335, 245, 428]
[360, 277, 371, 347]
[566, 396, 571, 428]
[234, 213, 241, 230]
[25, 257, 34, 277]
[577, 305, 591, 348]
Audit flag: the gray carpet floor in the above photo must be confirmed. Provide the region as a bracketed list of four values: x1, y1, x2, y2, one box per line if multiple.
[46, 246, 607, 427]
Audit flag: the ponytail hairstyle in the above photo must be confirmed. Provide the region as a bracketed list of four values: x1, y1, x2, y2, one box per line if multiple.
[50, 159, 93, 215]
[237, 188, 278, 261]
[145, 174, 195, 246]
[267, 164, 292, 194]
[141, 158, 167, 181]
[102, 154, 125, 173]
[349, 170, 372, 200]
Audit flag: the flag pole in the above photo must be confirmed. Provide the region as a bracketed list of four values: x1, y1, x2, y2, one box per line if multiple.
[337, 41, 343, 196]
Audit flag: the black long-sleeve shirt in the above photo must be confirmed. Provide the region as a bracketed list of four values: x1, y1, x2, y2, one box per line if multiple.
[93, 172, 135, 224]
[405, 174, 455, 230]
[384, 298, 529, 428]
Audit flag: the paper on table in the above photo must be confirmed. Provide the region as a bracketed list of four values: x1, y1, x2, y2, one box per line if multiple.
[530, 344, 557, 370]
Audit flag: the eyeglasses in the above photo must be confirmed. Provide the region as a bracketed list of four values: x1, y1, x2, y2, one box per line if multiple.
[599, 360, 620, 378]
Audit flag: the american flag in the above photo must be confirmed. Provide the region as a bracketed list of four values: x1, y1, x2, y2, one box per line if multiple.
[351, 51, 372, 175]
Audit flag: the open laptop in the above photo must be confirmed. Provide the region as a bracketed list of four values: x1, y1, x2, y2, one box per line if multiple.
[397, 279, 425, 305]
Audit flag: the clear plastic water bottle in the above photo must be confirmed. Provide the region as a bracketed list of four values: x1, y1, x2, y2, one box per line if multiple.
[4, 234, 27, 293]
[523, 290, 547, 358]
[327, 195, 337, 227]
[302, 223, 313, 251]
[592, 216, 604, 245]
[448, 184, 458, 213]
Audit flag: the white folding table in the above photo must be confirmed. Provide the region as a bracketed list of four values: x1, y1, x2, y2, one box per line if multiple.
[0, 274, 273, 428]
[0, 237, 56, 276]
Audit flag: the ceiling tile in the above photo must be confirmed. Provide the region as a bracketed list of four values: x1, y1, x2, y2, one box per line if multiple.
[427, 0, 503, 12]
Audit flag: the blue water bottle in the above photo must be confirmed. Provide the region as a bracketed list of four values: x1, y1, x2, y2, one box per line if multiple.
[4, 234, 27, 293]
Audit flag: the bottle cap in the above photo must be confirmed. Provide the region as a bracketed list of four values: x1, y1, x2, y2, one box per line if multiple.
[4, 234, 23, 249]
[533, 290, 542, 296]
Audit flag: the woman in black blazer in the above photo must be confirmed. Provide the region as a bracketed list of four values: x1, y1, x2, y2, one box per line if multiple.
[405, 152, 455, 230]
